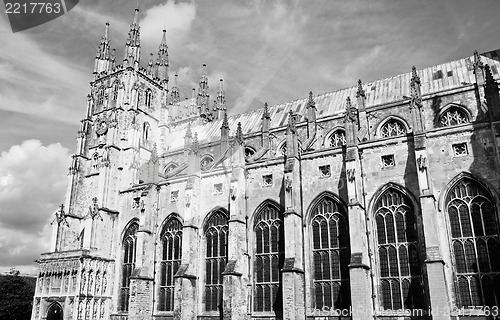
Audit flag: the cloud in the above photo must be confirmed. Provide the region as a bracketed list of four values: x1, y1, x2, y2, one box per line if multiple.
[140, 1, 196, 56]
[0, 140, 70, 270]
[0, 18, 89, 124]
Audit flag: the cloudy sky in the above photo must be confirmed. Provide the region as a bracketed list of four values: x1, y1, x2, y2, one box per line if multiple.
[1, 0, 500, 274]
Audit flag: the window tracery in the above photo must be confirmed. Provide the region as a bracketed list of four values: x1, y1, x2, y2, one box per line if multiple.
[158, 217, 182, 312]
[119, 222, 138, 312]
[328, 130, 346, 148]
[375, 188, 425, 310]
[254, 202, 284, 312]
[380, 119, 406, 138]
[204, 210, 228, 311]
[311, 195, 350, 310]
[439, 107, 469, 127]
[446, 177, 500, 307]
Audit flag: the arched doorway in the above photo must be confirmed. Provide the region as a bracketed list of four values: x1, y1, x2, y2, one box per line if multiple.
[46, 303, 63, 320]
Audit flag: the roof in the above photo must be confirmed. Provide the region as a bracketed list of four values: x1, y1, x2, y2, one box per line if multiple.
[161, 50, 500, 152]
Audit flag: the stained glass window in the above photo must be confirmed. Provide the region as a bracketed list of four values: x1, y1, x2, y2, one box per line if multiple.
[375, 188, 425, 310]
[254, 202, 284, 312]
[158, 217, 182, 312]
[205, 210, 229, 311]
[119, 221, 138, 312]
[311, 195, 350, 310]
[446, 178, 500, 307]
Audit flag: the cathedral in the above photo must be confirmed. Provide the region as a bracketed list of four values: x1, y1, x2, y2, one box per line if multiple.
[32, 8, 500, 320]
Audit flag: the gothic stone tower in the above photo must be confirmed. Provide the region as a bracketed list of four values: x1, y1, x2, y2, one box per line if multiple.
[32, 9, 500, 320]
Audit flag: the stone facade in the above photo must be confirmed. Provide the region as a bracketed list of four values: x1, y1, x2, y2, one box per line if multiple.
[33, 8, 500, 320]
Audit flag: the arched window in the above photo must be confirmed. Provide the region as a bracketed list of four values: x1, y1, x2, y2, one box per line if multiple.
[445, 177, 500, 307]
[46, 303, 63, 320]
[204, 209, 229, 312]
[158, 217, 182, 312]
[97, 87, 105, 106]
[328, 130, 346, 148]
[374, 188, 425, 310]
[143, 122, 151, 141]
[119, 221, 138, 312]
[163, 163, 178, 174]
[200, 155, 214, 170]
[254, 201, 284, 312]
[311, 195, 350, 310]
[145, 89, 153, 107]
[380, 119, 406, 138]
[278, 142, 287, 156]
[439, 107, 469, 127]
[245, 146, 256, 158]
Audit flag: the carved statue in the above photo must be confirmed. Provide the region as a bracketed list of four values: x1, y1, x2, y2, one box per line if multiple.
[284, 176, 292, 192]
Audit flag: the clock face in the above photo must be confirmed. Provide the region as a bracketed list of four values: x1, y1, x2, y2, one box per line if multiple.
[96, 119, 108, 135]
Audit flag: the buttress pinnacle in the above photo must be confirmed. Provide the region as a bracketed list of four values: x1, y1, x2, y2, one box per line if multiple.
[156, 29, 169, 82]
[124, 7, 141, 65]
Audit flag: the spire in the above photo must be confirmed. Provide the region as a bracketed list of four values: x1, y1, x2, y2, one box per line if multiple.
[155, 29, 169, 82]
[356, 80, 369, 141]
[170, 74, 180, 104]
[306, 91, 317, 137]
[124, 7, 141, 68]
[261, 102, 271, 149]
[192, 132, 200, 154]
[198, 64, 211, 120]
[286, 110, 298, 157]
[235, 122, 244, 145]
[97, 22, 110, 59]
[214, 79, 226, 119]
[188, 88, 197, 115]
[473, 50, 484, 70]
[262, 102, 271, 120]
[184, 122, 193, 149]
[94, 22, 111, 75]
[110, 48, 116, 69]
[344, 97, 359, 146]
[306, 91, 316, 119]
[185, 122, 192, 138]
[220, 112, 229, 151]
[356, 79, 365, 98]
[344, 97, 356, 123]
[147, 53, 154, 74]
[473, 50, 485, 85]
[287, 110, 297, 133]
[485, 64, 500, 120]
[356, 79, 367, 112]
[410, 66, 422, 107]
[221, 112, 229, 129]
[133, 5, 139, 24]
[411, 66, 420, 87]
